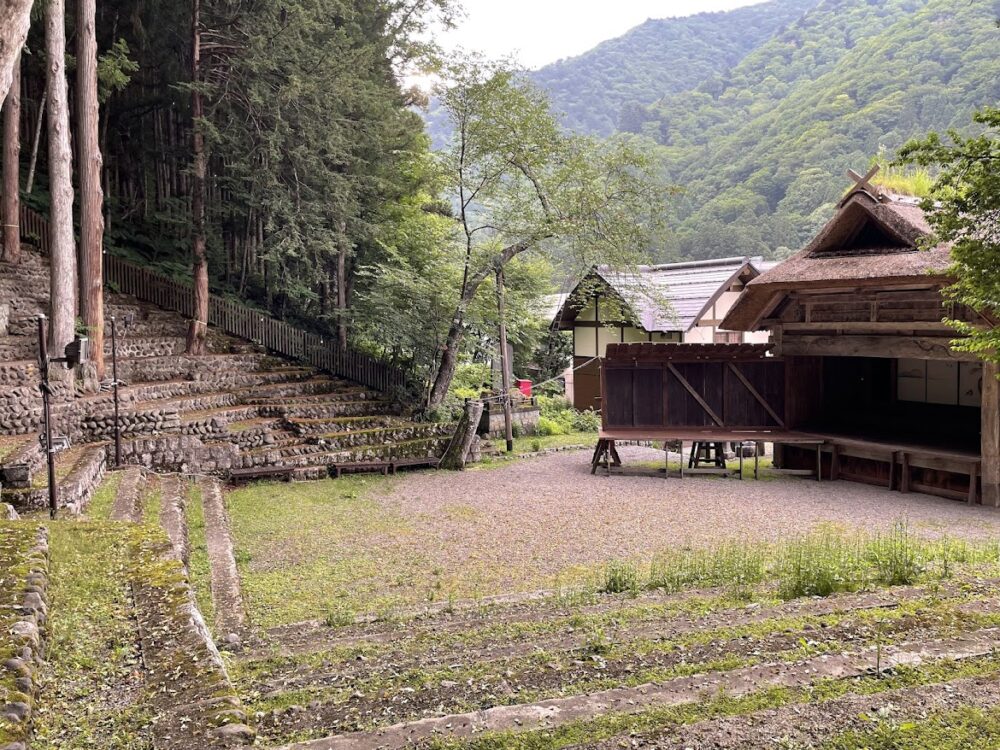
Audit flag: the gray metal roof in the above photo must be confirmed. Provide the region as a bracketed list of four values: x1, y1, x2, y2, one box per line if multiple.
[583, 256, 764, 332]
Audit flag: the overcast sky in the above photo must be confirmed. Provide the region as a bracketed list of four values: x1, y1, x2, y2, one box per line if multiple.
[439, 1, 767, 70]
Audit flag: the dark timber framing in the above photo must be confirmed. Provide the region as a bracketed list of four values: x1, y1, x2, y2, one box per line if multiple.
[722, 182, 995, 506]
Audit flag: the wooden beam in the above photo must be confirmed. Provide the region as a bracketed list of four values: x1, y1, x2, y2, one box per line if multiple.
[666, 363, 724, 426]
[727, 363, 785, 427]
[779, 321, 958, 333]
[779, 334, 978, 361]
[983, 362, 1000, 508]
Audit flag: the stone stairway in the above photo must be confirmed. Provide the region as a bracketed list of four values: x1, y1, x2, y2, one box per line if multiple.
[0, 247, 452, 513]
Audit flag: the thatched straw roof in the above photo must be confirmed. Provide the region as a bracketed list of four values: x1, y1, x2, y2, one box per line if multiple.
[722, 191, 951, 332]
[555, 257, 767, 333]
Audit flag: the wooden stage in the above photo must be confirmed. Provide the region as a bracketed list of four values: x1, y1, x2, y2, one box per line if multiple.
[592, 429, 983, 502]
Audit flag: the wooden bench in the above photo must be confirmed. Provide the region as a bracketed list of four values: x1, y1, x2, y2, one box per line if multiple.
[391, 457, 441, 472]
[229, 465, 295, 483]
[329, 461, 393, 478]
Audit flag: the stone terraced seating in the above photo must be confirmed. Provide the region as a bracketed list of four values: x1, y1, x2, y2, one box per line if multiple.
[0, 246, 453, 504]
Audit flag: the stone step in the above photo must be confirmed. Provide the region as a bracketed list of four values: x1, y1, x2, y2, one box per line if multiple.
[265, 399, 395, 420]
[286, 415, 396, 435]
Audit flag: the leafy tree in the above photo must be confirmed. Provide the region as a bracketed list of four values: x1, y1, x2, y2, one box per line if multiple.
[425, 58, 668, 408]
[897, 108, 1000, 361]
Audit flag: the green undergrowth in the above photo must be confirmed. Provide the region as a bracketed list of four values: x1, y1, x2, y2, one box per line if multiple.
[825, 704, 1000, 749]
[425, 655, 1000, 750]
[86, 470, 124, 521]
[184, 479, 215, 628]
[32, 521, 153, 749]
[473, 432, 597, 467]
[141, 475, 161, 526]
[600, 523, 1000, 601]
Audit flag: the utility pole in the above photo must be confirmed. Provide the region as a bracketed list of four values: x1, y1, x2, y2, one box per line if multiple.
[496, 266, 514, 453]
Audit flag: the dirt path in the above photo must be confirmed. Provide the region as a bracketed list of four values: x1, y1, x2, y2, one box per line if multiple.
[200, 476, 247, 637]
[273, 627, 1000, 750]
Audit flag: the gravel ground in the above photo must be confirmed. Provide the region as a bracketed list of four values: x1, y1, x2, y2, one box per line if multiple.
[375, 445, 1000, 592]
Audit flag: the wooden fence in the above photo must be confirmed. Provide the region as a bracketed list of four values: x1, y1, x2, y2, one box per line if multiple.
[19, 206, 410, 395]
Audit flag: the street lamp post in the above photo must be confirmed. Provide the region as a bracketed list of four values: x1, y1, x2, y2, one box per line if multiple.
[36, 315, 58, 519]
[110, 316, 122, 467]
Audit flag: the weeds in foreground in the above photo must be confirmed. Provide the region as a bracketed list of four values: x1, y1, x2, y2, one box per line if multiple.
[600, 523, 1000, 602]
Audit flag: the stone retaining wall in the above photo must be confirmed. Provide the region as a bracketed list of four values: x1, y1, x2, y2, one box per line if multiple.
[115, 435, 240, 475]
[0, 525, 50, 750]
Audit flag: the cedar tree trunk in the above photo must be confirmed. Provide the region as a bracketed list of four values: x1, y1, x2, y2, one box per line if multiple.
[45, 0, 76, 353]
[1, 52, 19, 263]
[186, 0, 209, 355]
[77, 0, 105, 377]
[0, 0, 32, 108]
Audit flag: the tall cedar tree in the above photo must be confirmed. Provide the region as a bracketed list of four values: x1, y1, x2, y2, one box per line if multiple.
[78, 0, 106, 376]
[426, 60, 667, 408]
[46, 0, 77, 353]
[0, 0, 32, 106]
[187, 0, 209, 355]
[1, 53, 19, 263]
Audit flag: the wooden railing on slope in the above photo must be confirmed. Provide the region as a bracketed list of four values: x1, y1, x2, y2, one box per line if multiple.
[18, 205, 409, 395]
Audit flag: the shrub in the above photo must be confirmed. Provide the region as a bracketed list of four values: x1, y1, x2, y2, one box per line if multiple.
[538, 416, 569, 436]
[571, 408, 601, 432]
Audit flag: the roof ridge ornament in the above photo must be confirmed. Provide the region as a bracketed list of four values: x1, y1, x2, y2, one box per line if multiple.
[842, 165, 887, 205]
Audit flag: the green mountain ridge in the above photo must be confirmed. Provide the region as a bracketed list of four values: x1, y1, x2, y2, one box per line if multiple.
[644, 0, 1000, 260]
[428, 0, 1000, 264]
[531, 0, 818, 136]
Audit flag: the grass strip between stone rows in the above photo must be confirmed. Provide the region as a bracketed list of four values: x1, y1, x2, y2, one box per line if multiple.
[244, 592, 1000, 725]
[85, 470, 124, 521]
[824, 702, 1000, 749]
[184, 478, 216, 627]
[423, 654, 1000, 750]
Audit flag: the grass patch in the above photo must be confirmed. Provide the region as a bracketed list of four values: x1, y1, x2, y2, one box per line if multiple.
[32, 522, 152, 749]
[226, 474, 417, 627]
[184, 479, 215, 627]
[141, 476, 162, 527]
[85, 470, 124, 521]
[599, 523, 1000, 602]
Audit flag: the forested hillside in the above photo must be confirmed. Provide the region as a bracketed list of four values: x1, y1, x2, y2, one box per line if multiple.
[645, 0, 1000, 260]
[532, 0, 816, 136]
[495, 0, 1000, 262]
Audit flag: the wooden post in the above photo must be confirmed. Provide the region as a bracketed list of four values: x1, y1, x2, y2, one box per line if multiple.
[496, 266, 514, 453]
[982, 362, 1000, 507]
